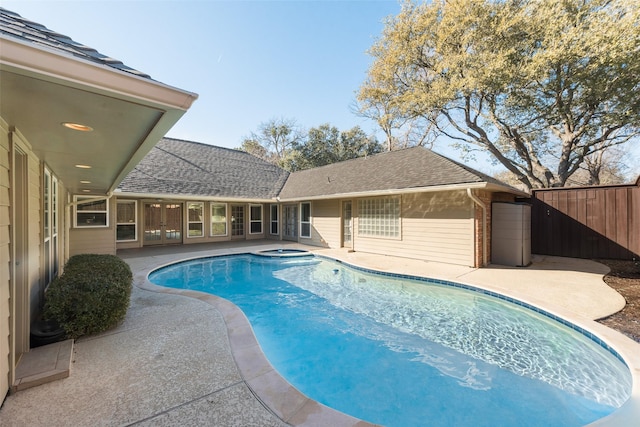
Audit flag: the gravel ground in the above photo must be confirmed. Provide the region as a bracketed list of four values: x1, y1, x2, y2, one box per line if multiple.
[597, 259, 640, 343]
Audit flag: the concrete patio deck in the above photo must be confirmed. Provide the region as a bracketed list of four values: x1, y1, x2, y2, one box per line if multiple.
[1, 241, 639, 426]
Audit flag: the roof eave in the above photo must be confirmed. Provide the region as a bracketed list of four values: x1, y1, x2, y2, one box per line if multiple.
[106, 109, 187, 194]
[278, 181, 530, 202]
[0, 35, 199, 110]
[113, 190, 277, 204]
[1, 35, 199, 194]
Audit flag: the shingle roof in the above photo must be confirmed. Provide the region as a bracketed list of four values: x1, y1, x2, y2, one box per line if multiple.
[117, 138, 289, 199]
[278, 146, 512, 199]
[0, 8, 151, 79]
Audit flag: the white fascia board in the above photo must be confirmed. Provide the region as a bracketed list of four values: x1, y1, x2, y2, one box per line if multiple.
[0, 36, 198, 110]
[278, 182, 530, 202]
[112, 191, 277, 204]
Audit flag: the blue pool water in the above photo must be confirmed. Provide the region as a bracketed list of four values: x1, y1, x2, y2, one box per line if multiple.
[149, 254, 632, 427]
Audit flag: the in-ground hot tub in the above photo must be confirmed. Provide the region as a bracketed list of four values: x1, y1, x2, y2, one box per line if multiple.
[253, 248, 311, 257]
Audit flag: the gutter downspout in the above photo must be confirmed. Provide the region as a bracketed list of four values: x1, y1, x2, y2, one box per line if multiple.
[467, 188, 487, 267]
[64, 192, 114, 263]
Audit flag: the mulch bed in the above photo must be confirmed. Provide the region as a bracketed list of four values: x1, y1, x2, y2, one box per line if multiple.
[596, 259, 640, 343]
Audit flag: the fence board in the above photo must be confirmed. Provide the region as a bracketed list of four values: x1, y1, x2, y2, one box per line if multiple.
[531, 179, 640, 260]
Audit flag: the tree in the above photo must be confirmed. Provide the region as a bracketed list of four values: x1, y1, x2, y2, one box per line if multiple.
[571, 144, 630, 185]
[353, 97, 439, 151]
[237, 138, 268, 161]
[358, 0, 640, 189]
[495, 144, 631, 187]
[239, 119, 382, 171]
[294, 124, 383, 170]
[238, 117, 303, 166]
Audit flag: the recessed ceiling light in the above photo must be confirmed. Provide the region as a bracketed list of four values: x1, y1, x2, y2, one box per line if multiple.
[80, 180, 91, 184]
[62, 122, 93, 132]
[75, 164, 92, 169]
[81, 189, 91, 192]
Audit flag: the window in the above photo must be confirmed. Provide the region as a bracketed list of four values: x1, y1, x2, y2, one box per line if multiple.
[44, 168, 59, 285]
[358, 197, 400, 238]
[211, 203, 227, 236]
[187, 202, 204, 237]
[300, 202, 311, 238]
[116, 200, 137, 241]
[44, 170, 50, 239]
[249, 204, 263, 234]
[270, 204, 279, 235]
[75, 196, 108, 227]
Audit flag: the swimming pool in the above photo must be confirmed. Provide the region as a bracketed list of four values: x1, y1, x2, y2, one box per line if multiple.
[149, 254, 632, 427]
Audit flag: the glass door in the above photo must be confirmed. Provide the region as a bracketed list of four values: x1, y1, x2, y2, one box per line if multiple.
[283, 205, 298, 241]
[164, 204, 182, 242]
[231, 205, 245, 238]
[342, 201, 352, 247]
[144, 203, 183, 245]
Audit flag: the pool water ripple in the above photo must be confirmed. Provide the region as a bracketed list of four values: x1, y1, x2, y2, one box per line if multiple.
[275, 260, 630, 406]
[149, 254, 632, 427]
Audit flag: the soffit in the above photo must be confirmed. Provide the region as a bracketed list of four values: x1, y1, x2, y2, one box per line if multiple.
[0, 68, 166, 195]
[0, 8, 197, 196]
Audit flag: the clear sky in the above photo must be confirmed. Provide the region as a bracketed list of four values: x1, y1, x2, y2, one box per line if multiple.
[3, 1, 409, 151]
[3, 0, 638, 179]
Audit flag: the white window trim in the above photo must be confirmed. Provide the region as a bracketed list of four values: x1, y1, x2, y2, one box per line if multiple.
[187, 202, 205, 238]
[300, 202, 311, 239]
[116, 200, 138, 242]
[52, 175, 58, 237]
[44, 169, 51, 241]
[210, 202, 228, 237]
[44, 168, 59, 284]
[74, 195, 109, 228]
[270, 204, 279, 235]
[249, 204, 263, 235]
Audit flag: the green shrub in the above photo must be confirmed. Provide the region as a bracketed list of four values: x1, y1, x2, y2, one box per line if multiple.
[44, 254, 133, 339]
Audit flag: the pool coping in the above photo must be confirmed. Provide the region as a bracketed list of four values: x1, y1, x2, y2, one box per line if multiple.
[135, 248, 640, 427]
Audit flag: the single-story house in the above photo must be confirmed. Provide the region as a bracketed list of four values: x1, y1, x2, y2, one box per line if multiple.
[0, 9, 197, 399]
[0, 7, 527, 400]
[101, 137, 527, 269]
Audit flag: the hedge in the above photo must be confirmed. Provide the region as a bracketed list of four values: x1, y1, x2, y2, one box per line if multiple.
[44, 254, 133, 339]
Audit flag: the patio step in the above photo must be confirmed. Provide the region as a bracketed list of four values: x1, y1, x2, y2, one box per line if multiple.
[11, 339, 73, 393]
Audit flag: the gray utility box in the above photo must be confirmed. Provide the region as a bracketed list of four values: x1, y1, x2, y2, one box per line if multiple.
[491, 202, 531, 267]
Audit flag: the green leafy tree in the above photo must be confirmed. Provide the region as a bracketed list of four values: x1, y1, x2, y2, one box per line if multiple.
[358, 0, 640, 188]
[238, 117, 303, 166]
[353, 97, 439, 151]
[294, 124, 382, 170]
[237, 138, 268, 161]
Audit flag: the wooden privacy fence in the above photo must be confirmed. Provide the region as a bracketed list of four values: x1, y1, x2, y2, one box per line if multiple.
[531, 177, 640, 260]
